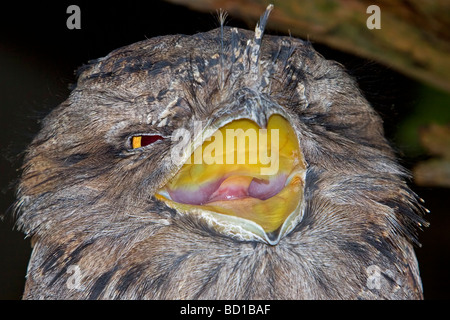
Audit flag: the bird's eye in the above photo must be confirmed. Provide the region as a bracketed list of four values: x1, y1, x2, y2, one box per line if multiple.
[131, 135, 164, 149]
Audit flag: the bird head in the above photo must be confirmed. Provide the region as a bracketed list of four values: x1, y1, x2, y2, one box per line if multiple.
[14, 6, 428, 299]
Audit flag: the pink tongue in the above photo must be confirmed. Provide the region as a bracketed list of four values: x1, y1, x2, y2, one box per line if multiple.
[208, 176, 253, 202]
[168, 175, 287, 205]
[167, 179, 223, 205]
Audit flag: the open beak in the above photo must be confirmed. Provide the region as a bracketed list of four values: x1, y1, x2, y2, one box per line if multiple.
[156, 114, 306, 245]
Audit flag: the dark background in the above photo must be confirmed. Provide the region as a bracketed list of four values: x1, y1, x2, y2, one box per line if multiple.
[1, 1, 448, 299]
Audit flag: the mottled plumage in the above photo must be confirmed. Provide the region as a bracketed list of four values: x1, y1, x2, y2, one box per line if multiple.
[15, 7, 427, 299]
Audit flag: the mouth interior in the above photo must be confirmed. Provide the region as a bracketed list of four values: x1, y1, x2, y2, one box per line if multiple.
[156, 114, 305, 239]
[167, 173, 287, 205]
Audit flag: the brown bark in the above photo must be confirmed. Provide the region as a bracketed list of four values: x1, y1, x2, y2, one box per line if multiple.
[166, 0, 450, 93]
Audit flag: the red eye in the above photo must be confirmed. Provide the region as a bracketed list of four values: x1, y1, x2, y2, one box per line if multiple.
[132, 135, 164, 148]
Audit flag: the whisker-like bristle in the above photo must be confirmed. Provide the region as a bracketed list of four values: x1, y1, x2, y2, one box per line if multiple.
[251, 4, 274, 65]
[217, 8, 228, 90]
